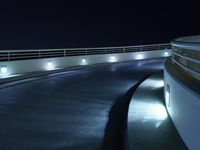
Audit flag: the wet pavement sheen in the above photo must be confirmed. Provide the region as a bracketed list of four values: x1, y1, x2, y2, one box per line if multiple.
[0, 59, 164, 150]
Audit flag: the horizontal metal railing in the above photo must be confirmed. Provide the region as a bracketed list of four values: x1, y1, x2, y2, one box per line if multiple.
[171, 44, 200, 80]
[0, 43, 171, 62]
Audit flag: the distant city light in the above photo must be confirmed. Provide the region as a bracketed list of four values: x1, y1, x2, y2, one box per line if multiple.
[1, 66, 7, 73]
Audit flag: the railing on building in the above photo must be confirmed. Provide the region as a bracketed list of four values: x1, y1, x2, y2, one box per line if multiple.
[171, 39, 200, 81]
[0, 43, 171, 62]
[164, 36, 200, 150]
[165, 36, 200, 95]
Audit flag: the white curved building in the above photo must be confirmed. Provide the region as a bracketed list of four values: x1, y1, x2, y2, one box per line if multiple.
[164, 35, 200, 150]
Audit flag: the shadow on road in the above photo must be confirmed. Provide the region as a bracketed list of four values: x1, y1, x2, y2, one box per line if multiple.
[102, 76, 149, 150]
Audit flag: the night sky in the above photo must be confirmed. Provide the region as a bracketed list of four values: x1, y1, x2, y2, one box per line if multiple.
[0, 1, 199, 50]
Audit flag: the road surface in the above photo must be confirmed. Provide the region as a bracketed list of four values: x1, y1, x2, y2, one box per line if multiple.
[0, 59, 164, 150]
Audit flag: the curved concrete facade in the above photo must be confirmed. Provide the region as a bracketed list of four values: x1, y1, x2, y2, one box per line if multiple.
[164, 68, 200, 150]
[164, 35, 200, 150]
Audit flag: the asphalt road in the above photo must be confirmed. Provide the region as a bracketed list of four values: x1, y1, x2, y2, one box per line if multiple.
[0, 59, 165, 150]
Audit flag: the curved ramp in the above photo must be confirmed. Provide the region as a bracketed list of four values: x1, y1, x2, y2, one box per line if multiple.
[0, 59, 164, 150]
[127, 72, 188, 150]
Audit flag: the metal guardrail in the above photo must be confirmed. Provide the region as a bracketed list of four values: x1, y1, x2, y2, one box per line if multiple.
[0, 43, 171, 62]
[171, 43, 200, 80]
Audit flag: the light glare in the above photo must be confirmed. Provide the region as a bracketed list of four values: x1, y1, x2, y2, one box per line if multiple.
[165, 84, 170, 107]
[164, 52, 169, 56]
[146, 79, 164, 88]
[47, 62, 53, 67]
[136, 54, 144, 60]
[81, 58, 86, 64]
[165, 92, 170, 107]
[109, 56, 117, 62]
[1, 66, 7, 73]
[153, 103, 168, 120]
[46, 61, 54, 70]
[129, 101, 168, 122]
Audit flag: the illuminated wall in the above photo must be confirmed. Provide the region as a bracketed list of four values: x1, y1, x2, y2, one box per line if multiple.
[0, 49, 171, 78]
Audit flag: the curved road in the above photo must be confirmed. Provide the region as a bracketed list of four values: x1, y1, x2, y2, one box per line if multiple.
[0, 59, 164, 150]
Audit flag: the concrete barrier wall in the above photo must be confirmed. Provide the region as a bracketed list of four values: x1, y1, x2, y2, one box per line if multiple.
[0, 49, 171, 77]
[164, 68, 200, 150]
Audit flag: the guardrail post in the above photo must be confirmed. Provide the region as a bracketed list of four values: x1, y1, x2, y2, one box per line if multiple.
[8, 52, 10, 61]
[140, 46, 143, 51]
[158, 45, 161, 50]
[0, 43, 171, 63]
[39, 50, 41, 59]
[64, 49, 66, 57]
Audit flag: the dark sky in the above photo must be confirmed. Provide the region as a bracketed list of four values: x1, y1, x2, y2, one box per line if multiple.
[0, 0, 199, 49]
